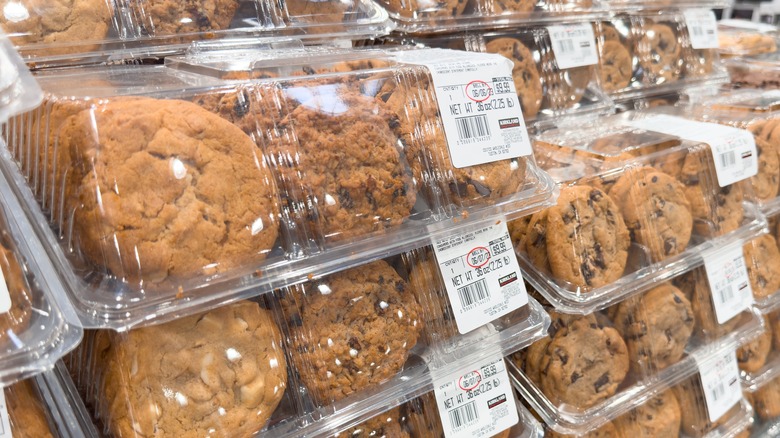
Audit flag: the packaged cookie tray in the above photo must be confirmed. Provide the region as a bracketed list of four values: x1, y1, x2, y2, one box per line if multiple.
[357, 24, 614, 129]
[62, 296, 550, 438]
[506, 292, 764, 435]
[534, 384, 753, 438]
[603, 0, 733, 8]
[38, 361, 102, 438]
[0, 145, 82, 385]
[744, 370, 780, 426]
[0, 0, 392, 66]
[595, 13, 728, 102]
[0, 30, 42, 124]
[513, 114, 764, 313]
[0, 46, 558, 330]
[370, 0, 603, 35]
[718, 28, 779, 59]
[739, 306, 780, 392]
[725, 59, 780, 91]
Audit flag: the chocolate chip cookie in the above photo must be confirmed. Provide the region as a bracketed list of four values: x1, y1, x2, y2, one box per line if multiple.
[5, 379, 54, 438]
[0, 0, 113, 55]
[484, 37, 543, 119]
[598, 40, 633, 92]
[747, 130, 780, 202]
[675, 376, 740, 436]
[743, 234, 780, 300]
[542, 50, 593, 110]
[674, 267, 740, 339]
[613, 390, 681, 438]
[407, 252, 459, 343]
[613, 283, 694, 373]
[522, 209, 552, 274]
[61, 97, 280, 290]
[636, 23, 683, 82]
[333, 408, 409, 438]
[283, 260, 423, 405]
[383, 0, 468, 18]
[749, 375, 780, 420]
[130, 0, 240, 36]
[612, 167, 693, 261]
[537, 315, 629, 408]
[737, 315, 772, 373]
[545, 185, 630, 289]
[100, 301, 287, 437]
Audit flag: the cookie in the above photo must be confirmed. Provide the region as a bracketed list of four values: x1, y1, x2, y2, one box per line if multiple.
[737, 315, 772, 373]
[404, 393, 444, 438]
[675, 268, 740, 339]
[687, 48, 715, 78]
[743, 234, 780, 300]
[612, 167, 693, 261]
[0, 241, 33, 349]
[543, 49, 593, 110]
[484, 37, 543, 119]
[333, 408, 409, 438]
[481, 0, 534, 13]
[636, 23, 683, 82]
[381, 78, 526, 207]
[545, 185, 630, 289]
[750, 376, 780, 420]
[383, 0, 468, 18]
[546, 422, 618, 438]
[100, 301, 287, 437]
[537, 315, 629, 408]
[61, 97, 280, 290]
[598, 40, 633, 93]
[675, 377, 740, 436]
[747, 134, 780, 202]
[407, 253, 459, 343]
[5, 379, 54, 438]
[285, 0, 350, 18]
[0, 0, 113, 55]
[523, 209, 551, 274]
[613, 390, 681, 438]
[283, 260, 423, 404]
[508, 214, 532, 248]
[130, 0, 240, 36]
[613, 283, 694, 373]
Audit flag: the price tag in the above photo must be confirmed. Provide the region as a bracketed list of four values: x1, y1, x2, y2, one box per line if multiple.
[0, 391, 11, 437]
[433, 356, 518, 438]
[703, 242, 753, 323]
[546, 23, 599, 69]
[433, 222, 528, 334]
[396, 49, 532, 168]
[684, 9, 719, 49]
[719, 19, 778, 34]
[696, 350, 742, 422]
[629, 115, 757, 187]
[0, 264, 10, 314]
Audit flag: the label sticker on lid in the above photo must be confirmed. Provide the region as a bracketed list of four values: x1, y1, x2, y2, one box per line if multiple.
[684, 9, 719, 49]
[703, 242, 753, 324]
[696, 349, 742, 422]
[396, 49, 533, 168]
[0, 391, 11, 437]
[547, 23, 599, 69]
[0, 262, 10, 314]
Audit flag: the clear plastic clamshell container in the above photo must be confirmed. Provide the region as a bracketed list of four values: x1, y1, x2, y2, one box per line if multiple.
[745, 370, 780, 425]
[725, 52, 780, 90]
[595, 13, 727, 101]
[719, 27, 779, 59]
[0, 30, 41, 124]
[63, 293, 551, 438]
[738, 309, 780, 392]
[508, 284, 763, 435]
[0, 0, 392, 66]
[359, 23, 614, 129]
[602, 0, 734, 9]
[512, 110, 763, 312]
[0, 44, 557, 330]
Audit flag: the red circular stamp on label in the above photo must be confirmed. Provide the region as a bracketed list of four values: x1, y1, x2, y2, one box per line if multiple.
[459, 370, 482, 391]
[466, 80, 492, 102]
[467, 247, 491, 268]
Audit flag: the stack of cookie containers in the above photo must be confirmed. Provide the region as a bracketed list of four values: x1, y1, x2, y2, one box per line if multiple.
[717, 23, 780, 90]
[0, 30, 92, 438]
[0, 40, 573, 435]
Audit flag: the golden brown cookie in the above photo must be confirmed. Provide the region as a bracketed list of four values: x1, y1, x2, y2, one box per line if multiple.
[748, 376, 780, 420]
[636, 23, 683, 82]
[743, 234, 780, 300]
[130, 0, 240, 36]
[598, 40, 633, 93]
[737, 315, 772, 373]
[613, 390, 681, 438]
[5, 379, 54, 438]
[484, 37, 543, 119]
[674, 267, 741, 339]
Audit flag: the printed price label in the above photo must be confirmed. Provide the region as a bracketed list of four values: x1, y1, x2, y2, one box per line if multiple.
[696, 350, 742, 422]
[719, 19, 778, 33]
[0, 264, 10, 314]
[547, 23, 599, 69]
[434, 356, 518, 438]
[433, 222, 528, 334]
[396, 49, 532, 168]
[629, 115, 757, 187]
[684, 9, 719, 49]
[0, 391, 11, 437]
[703, 242, 753, 324]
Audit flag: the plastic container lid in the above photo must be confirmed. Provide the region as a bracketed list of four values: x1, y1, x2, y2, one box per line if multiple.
[0, 30, 41, 123]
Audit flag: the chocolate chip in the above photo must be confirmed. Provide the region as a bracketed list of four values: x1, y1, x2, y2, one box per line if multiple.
[233, 97, 250, 118]
[556, 351, 569, 365]
[396, 281, 406, 292]
[594, 373, 610, 392]
[348, 337, 362, 351]
[593, 244, 606, 269]
[759, 275, 768, 288]
[449, 182, 470, 197]
[563, 212, 575, 224]
[589, 190, 603, 202]
[651, 175, 658, 183]
[571, 372, 581, 383]
[392, 184, 408, 199]
[673, 294, 682, 304]
[581, 262, 595, 285]
[665, 328, 673, 341]
[471, 180, 492, 197]
[338, 188, 354, 209]
[388, 117, 400, 130]
[378, 276, 385, 284]
[664, 237, 677, 254]
[289, 313, 303, 326]
[302, 66, 317, 75]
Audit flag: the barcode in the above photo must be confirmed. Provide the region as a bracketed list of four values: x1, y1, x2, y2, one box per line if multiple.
[457, 279, 490, 308]
[455, 115, 490, 140]
[718, 284, 735, 305]
[449, 401, 479, 430]
[556, 39, 576, 53]
[692, 25, 703, 36]
[720, 151, 736, 168]
[710, 381, 726, 402]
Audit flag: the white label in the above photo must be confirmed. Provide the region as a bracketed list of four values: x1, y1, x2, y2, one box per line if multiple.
[684, 9, 719, 49]
[546, 24, 599, 69]
[0, 391, 11, 437]
[703, 242, 753, 323]
[696, 350, 742, 422]
[0, 265, 10, 314]
[396, 49, 533, 168]
[719, 19, 778, 34]
[629, 115, 758, 187]
[433, 222, 528, 334]
[434, 356, 518, 438]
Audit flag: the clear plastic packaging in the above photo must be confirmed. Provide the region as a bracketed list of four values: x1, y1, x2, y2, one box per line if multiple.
[64, 295, 551, 437]
[0, 45, 557, 330]
[36, 361, 101, 438]
[358, 24, 613, 128]
[508, 277, 764, 434]
[513, 110, 763, 312]
[0, 30, 42, 123]
[745, 372, 780, 423]
[0, 0, 392, 66]
[725, 53, 780, 90]
[595, 13, 728, 101]
[602, 0, 733, 9]
[719, 28, 779, 59]
[738, 310, 780, 391]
